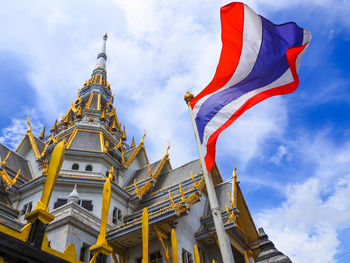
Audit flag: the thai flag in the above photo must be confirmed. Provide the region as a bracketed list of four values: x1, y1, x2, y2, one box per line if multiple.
[190, 2, 311, 172]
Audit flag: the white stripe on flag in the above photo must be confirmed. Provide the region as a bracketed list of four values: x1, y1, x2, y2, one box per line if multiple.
[192, 4, 262, 117]
[200, 68, 295, 157]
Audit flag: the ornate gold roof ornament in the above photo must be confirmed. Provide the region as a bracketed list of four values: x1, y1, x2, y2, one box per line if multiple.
[191, 172, 198, 189]
[184, 90, 194, 105]
[141, 130, 146, 144]
[50, 120, 57, 133]
[27, 116, 32, 132]
[232, 161, 238, 208]
[1, 150, 10, 166]
[179, 183, 185, 202]
[131, 136, 135, 148]
[76, 105, 82, 119]
[169, 190, 175, 209]
[122, 126, 127, 141]
[1, 168, 20, 190]
[62, 113, 70, 126]
[225, 205, 236, 223]
[39, 126, 45, 140]
[100, 108, 106, 121]
[111, 118, 117, 132]
[10, 169, 21, 189]
[165, 141, 170, 157]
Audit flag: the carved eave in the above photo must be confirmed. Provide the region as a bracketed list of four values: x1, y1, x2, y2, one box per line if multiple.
[107, 174, 204, 253]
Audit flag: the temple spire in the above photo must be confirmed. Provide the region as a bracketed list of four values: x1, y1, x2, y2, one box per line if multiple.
[97, 33, 108, 68]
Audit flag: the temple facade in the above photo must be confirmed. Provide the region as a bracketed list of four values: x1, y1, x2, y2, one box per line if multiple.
[0, 35, 291, 263]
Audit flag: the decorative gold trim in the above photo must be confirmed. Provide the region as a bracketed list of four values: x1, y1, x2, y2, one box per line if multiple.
[65, 130, 78, 149]
[99, 132, 105, 152]
[154, 225, 170, 262]
[86, 92, 94, 109]
[97, 93, 101, 111]
[123, 131, 146, 168]
[0, 151, 10, 166]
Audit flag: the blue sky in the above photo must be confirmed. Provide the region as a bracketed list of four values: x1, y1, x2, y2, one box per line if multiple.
[0, 1, 349, 262]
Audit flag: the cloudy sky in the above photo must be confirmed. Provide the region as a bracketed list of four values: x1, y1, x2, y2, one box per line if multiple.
[0, 0, 349, 262]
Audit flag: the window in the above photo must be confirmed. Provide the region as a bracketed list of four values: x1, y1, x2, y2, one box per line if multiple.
[136, 251, 162, 263]
[81, 200, 93, 211]
[80, 243, 92, 262]
[150, 251, 162, 263]
[53, 198, 93, 211]
[21, 202, 32, 215]
[72, 163, 79, 170]
[112, 207, 122, 224]
[54, 198, 68, 209]
[85, 164, 93, 171]
[182, 249, 193, 263]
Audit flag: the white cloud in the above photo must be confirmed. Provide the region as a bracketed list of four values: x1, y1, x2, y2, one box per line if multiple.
[1, 1, 350, 262]
[270, 145, 289, 165]
[0, 108, 43, 149]
[256, 133, 350, 263]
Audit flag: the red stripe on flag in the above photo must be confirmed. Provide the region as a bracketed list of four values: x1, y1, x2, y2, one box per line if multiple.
[204, 43, 308, 172]
[190, 2, 244, 109]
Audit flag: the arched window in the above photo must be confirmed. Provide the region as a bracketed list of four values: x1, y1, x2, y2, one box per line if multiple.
[85, 164, 93, 171]
[72, 163, 79, 170]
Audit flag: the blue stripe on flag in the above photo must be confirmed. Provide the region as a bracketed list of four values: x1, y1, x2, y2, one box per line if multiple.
[196, 18, 304, 143]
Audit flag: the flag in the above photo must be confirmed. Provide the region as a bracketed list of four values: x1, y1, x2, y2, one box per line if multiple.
[190, 2, 311, 172]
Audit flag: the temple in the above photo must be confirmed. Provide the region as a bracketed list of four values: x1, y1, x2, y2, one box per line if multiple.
[0, 35, 291, 263]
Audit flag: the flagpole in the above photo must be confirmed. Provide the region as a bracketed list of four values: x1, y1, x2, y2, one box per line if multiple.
[185, 91, 235, 263]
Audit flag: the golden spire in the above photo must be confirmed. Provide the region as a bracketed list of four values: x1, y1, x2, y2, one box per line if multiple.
[122, 126, 126, 141]
[39, 126, 45, 140]
[111, 118, 117, 132]
[50, 120, 57, 133]
[184, 90, 194, 105]
[76, 105, 82, 119]
[131, 136, 135, 148]
[100, 108, 106, 121]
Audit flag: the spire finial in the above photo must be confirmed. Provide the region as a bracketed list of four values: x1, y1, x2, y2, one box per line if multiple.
[96, 33, 108, 68]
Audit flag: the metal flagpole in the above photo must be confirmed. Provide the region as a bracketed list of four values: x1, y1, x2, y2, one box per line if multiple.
[184, 91, 235, 263]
